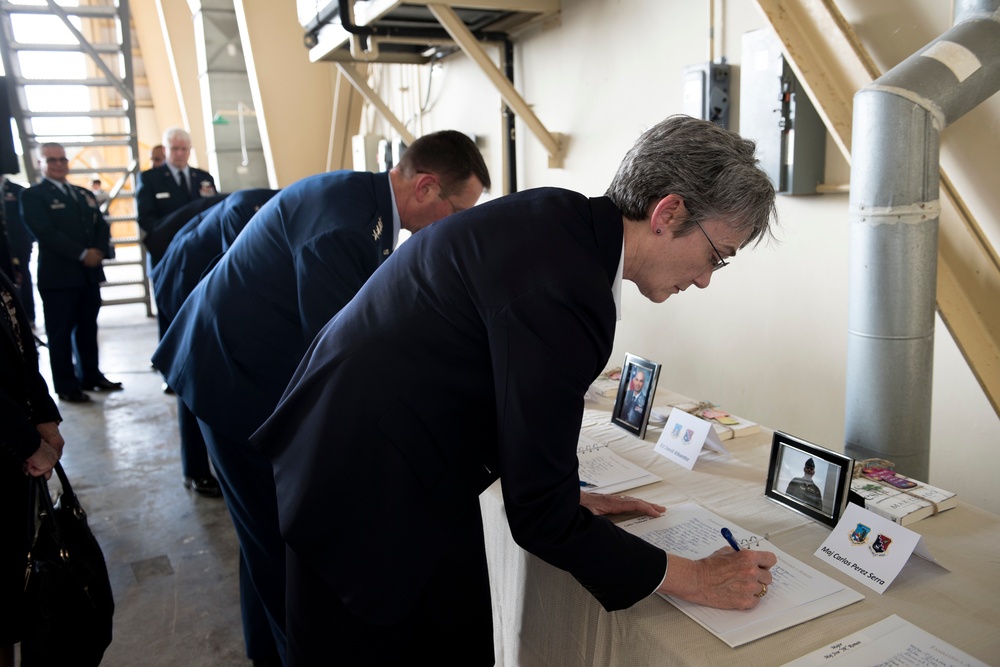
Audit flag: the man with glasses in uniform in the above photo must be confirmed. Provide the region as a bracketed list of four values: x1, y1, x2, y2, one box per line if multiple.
[20, 142, 121, 403]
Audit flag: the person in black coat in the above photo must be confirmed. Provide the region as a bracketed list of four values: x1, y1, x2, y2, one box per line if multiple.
[20, 143, 121, 404]
[0, 268, 63, 666]
[251, 116, 781, 665]
[135, 127, 217, 235]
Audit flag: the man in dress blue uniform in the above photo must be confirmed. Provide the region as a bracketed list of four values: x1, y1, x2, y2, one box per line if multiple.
[153, 130, 489, 664]
[150, 188, 278, 499]
[621, 369, 648, 427]
[20, 143, 122, 404]
[135, 127, 216, 234]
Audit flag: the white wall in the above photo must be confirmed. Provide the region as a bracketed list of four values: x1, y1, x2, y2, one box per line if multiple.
[371, 0, 1000, 513]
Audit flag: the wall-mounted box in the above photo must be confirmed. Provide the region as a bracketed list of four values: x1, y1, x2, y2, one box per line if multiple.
[683, 61, 731, 129]
[740, 29, 825, 195]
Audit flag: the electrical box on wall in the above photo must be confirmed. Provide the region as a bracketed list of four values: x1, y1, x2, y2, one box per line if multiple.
[739, 29, 825, 195]
[683, 61, 731, 128]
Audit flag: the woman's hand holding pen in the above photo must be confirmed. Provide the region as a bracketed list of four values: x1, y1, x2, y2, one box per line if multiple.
[657, 548, 777, 610]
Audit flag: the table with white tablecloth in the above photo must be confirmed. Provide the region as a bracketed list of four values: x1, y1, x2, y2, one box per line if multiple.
[480, 393, 1000, 666]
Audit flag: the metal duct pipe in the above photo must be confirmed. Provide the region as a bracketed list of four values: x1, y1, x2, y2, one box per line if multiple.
[845, 1, 1000, 478]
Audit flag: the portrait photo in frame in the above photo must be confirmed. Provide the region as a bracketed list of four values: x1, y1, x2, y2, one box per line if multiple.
[764, 431, 854, 528]
[611, 353, 661, 439]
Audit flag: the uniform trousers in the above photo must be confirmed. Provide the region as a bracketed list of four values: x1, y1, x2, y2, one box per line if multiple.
[177, 398, 212, 479]
[39, 285, 101, 394]
[197, 417, 286, 663]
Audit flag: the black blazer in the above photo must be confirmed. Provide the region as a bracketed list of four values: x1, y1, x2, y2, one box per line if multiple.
[253, 188, 667, 625]
[136, 164, 217, 234]
[0, 270, 60, 465]
[19, 179, 111, 290]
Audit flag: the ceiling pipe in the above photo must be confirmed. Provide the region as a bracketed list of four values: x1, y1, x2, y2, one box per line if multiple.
[844, 1, 1000, 478]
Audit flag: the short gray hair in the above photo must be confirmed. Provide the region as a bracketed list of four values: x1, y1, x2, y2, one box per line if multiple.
[162, 127, 191, 146]
[606, 115, 777, 247]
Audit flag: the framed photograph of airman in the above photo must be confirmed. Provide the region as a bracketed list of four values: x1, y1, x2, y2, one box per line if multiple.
[765, 431, 854, 528]
[611, 353, 661, 439]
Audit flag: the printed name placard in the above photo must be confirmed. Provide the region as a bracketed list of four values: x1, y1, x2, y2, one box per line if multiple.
[814, 502, 942, 593]
[653, 408, 727, 471]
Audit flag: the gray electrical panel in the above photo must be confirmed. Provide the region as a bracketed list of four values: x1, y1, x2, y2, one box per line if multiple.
[683, 61, 731, 128]
[740, 29, 825, 195]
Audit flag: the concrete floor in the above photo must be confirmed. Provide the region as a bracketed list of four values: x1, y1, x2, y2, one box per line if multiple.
[28, 302, 252, 666]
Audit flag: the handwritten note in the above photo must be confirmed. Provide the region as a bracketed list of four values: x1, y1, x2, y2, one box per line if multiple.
[621, 503, 863, 645]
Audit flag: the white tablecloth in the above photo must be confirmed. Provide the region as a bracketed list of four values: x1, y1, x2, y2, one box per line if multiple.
[480, 396, 1000, 666]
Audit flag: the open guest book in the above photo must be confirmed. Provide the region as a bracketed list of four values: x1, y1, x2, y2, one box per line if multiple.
[577, 435, 661, 494]
[621, 503, 864, 647]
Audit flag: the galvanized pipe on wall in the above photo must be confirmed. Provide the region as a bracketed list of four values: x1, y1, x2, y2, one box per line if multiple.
[845, 1, 1000, 478]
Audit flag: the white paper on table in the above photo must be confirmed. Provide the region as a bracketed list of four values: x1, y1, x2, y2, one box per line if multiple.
[781, 614, 989, 667]
[620, 503, 864, 647]
[577, 435, 661, 494]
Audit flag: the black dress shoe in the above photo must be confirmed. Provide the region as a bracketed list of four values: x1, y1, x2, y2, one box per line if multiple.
[57, 389, 92, 403]
[86, 377, 124, 392]
[184, 476, 223, 497]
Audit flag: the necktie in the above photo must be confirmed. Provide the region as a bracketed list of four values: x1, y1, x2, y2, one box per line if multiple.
[63, 183, 78, 208]
[178, 170, 190, 200]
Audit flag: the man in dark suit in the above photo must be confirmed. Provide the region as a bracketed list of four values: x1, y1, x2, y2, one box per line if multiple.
[251, 116, 780, 664]
[152, 130, 489, 664]
[150, 188, 277, 499]
[21, 142, 122, 404]
[135, 127, 217, 234]
[3, 178, 35, 325]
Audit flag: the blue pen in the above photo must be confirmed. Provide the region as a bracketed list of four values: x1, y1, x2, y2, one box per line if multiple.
[580, 481, 597, 488]
[721, 527, 740, 551]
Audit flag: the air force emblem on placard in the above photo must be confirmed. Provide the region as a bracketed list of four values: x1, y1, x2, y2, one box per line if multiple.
[850, 523, 871, 546]
[870, 534, 892, 556]
[372, 217, 383, 242]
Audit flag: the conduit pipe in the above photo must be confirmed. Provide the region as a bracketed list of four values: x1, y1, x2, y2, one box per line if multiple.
[844, 1, 1000, 478]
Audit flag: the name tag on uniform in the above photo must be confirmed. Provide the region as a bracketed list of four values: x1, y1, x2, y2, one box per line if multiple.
[50, 202, 66, 209]
[155, 192, 171, 199]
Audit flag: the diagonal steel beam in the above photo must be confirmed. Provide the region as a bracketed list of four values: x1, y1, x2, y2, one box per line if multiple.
[336, 62, 416, 146]
[427, 2, 564, 167]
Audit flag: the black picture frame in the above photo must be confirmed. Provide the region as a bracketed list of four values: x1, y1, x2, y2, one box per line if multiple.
[611, 353, 661, 439]
[764, 431, 854, 528]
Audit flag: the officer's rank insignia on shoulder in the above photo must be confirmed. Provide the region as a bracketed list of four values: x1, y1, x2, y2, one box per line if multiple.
[372, 217, 383, 242]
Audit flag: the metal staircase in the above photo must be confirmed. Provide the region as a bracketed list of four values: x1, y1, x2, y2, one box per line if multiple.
[0, 0, 151, 315]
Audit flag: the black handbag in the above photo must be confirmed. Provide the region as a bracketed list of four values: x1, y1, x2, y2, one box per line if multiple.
[21, 462, 114, 666]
